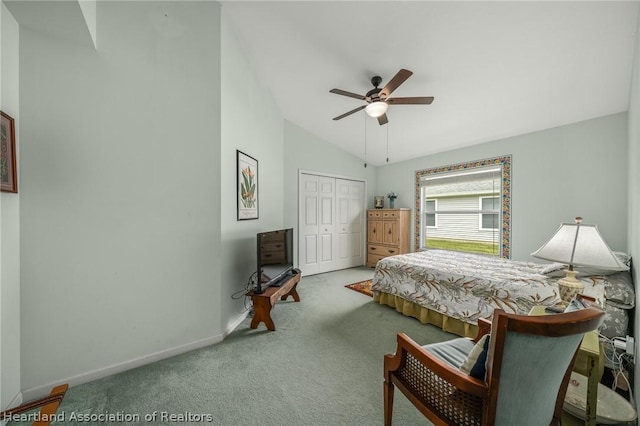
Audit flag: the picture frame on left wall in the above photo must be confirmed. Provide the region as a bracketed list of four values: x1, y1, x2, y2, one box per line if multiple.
[237, 150, 258, 220]
[1, 111, 17, 193]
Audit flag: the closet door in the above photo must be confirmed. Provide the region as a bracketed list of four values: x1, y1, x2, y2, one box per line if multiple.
[299, 174, 319, 275]
[335, 179, 365, 269]
[349, 180, 365, 267]
[317, 177, 336, 274]
[298, 172, 365, 276]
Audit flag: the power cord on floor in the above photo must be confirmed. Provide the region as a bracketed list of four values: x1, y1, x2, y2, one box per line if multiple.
[599, 333, 635, 408]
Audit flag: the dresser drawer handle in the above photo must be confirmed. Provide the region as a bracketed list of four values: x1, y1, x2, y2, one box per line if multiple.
[388, 249, 395, 254]
[370, 247, 376, 251]
[388, 229, 392, 234]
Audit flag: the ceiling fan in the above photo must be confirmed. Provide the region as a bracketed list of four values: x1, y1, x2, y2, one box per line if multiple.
[330, 69, 434, 125]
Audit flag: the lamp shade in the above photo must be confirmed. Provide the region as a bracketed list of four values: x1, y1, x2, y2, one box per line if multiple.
[365, 101, 388, 118]
[531, 220, 628, 271]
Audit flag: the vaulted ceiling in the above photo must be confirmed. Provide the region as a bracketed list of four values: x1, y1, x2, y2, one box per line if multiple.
[222, 1, 639, 165]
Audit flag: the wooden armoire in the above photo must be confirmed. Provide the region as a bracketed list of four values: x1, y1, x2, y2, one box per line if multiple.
[366, 208, 410, 267]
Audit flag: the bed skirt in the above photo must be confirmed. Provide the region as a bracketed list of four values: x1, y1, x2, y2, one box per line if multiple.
[373, 292, 478, 338]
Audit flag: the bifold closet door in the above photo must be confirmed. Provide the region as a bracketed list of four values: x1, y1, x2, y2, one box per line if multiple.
[335, 179, 364, 269]
[316, 176, 336, 274]
[298, 173, 365, 276]
[299, 173, 320, 275]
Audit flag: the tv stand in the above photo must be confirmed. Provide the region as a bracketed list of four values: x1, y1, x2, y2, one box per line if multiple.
[247, 271, 300, 331]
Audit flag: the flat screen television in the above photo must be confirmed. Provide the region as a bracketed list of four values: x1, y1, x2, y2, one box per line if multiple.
[255, 228, 294, 294]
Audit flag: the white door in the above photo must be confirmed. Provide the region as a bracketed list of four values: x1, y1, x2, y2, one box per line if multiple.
[335, 179, 365, 269]
[348, 180, 365, 267]
[298, 172, 365, 276]
[335, 179, 351, 270]
[317, 176, 336, 274]
[299, 174, 319, 275]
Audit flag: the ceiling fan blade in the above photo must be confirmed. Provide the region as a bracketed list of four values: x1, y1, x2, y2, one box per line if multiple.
[377, 113, 388, 126]
[333, 105, 366, 121]
[386, 96, 434, 105]
[379, 69, 413, 99]
[330, 88, 367, 101]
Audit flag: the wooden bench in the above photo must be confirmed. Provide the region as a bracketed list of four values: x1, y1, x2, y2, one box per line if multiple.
[247, 271, 300, 331]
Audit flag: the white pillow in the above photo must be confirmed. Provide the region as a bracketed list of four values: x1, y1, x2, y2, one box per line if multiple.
[541, 262, 567, 275]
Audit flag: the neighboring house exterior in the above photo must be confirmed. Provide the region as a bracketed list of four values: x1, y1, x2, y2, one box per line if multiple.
[423, 175, 500, 244]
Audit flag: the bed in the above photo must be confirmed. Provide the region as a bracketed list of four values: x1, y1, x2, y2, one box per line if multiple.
[371, 249, 626, 338]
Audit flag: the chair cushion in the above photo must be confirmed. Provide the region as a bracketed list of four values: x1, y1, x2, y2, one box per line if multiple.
[422, 337, 475, 369]
[460, 334, 490, 380]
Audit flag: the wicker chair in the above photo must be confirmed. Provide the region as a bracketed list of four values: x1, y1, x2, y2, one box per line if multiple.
[383, 307, 604, 426]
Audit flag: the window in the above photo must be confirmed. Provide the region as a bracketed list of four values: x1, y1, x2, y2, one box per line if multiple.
[415, 156, 511, 258]
[480, 196, 499, 230]
[425, 199, 437, 228]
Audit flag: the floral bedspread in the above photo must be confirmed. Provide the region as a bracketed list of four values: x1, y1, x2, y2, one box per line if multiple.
[371, 249, 567, 324]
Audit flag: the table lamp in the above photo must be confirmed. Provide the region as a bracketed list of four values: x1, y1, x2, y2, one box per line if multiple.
[531, 217, 629, 303]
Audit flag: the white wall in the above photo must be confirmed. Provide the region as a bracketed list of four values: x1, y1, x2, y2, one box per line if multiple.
[628, 4, 640, 411]
[284, 120, 376, 230]
[0, 1, 21, 410]
[282, 120, 378, 264]
[78, 0, 97, 48]
[19, 1, 222, 394]
[219, 13, 378, 323]
[9, 0, 375, 399]
[220, 11, 285, 331]
[376, 113, 629, 261]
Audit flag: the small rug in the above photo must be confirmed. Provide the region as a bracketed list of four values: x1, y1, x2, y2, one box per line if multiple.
[345, 279, 373, 297]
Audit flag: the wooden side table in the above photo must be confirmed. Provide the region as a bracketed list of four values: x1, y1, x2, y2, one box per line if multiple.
[247, 271, 300, 331]
[529, 306, 600, 426]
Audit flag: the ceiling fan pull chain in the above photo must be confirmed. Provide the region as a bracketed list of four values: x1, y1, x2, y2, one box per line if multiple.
[363, 112, 367, 168]
[386, 123, 389, 163]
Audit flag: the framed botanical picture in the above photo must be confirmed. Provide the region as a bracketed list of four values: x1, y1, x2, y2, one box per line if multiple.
[1, 111, 17, 193]
[237, 150, 258, 220]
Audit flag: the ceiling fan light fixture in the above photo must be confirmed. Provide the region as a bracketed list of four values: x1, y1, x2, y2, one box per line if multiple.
[365, 101, 388, 118]
[331, 69, 433, 125]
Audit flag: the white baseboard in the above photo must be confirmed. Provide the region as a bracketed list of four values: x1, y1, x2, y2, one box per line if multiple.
[224, 309, 250, 337]
[7, 391, 23, 408]
[0, 391, 23, 425]
[1, 391, 23, 413]
[21, 310, 250, 402]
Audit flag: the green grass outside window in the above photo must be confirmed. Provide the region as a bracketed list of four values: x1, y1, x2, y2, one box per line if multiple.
[426, 238, 499, 255]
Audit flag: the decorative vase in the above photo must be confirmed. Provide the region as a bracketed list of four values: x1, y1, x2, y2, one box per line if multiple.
[389, 199, 395, 208]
